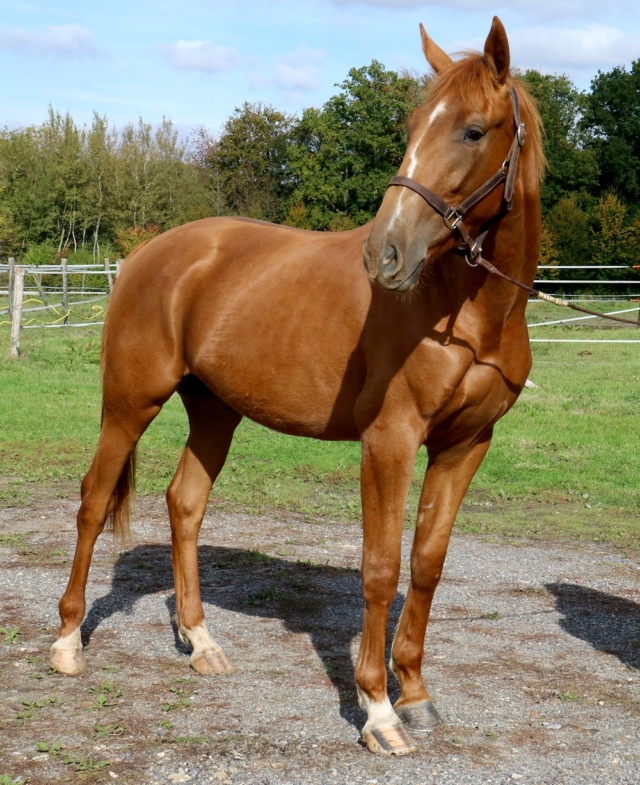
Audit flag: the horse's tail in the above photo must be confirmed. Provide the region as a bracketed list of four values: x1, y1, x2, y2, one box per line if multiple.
[106, 445, 137, 545]
[99, 333, 137, 544]
[100, 261, 138, 545]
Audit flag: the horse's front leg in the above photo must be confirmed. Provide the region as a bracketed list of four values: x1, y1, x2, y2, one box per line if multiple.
[356, 424, 422, 756]
[390, 437, 492, 734]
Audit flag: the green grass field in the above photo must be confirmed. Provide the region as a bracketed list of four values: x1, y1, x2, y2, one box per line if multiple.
[1, 305, 639, 550]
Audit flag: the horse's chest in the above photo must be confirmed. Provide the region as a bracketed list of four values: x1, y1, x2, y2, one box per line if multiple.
[402, 339, 518, 430]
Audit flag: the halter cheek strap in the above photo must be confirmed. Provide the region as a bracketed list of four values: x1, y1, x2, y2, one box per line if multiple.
[388, 87, 526, 264]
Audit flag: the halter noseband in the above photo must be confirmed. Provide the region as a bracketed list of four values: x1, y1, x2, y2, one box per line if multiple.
[388, 87, 526, 264]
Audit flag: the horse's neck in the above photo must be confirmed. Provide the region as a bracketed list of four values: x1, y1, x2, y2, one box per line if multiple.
[435, 196, 540, 337]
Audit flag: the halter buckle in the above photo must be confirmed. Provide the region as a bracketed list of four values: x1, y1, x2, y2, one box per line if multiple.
[517, 122, 526, 146]
[443, 208, 462, 231]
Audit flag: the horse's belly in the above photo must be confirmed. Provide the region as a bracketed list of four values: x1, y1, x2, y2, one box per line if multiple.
[191, 348, 363, 441]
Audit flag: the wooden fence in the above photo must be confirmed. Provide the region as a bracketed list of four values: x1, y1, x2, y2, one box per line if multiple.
[2, 261, 640, 357]
[0, 257, 120, 357]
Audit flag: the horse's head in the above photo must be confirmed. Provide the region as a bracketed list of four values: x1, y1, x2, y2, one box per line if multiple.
[363, 17, 530, 291]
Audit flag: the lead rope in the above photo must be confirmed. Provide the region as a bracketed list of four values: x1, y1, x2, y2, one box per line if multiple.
[472, 255, 640, 326]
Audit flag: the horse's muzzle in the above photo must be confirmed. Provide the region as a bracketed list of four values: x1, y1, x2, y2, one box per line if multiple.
[363, 239, 424, 291]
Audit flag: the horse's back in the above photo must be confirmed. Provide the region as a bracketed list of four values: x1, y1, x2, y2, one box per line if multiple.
[104, 217, 373, 438]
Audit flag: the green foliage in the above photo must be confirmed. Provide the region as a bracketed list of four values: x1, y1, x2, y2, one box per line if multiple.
[1, 55, 639, 270]
[17, 695, 60, 720]
[161, 684, 192, 712]
[544, 197, 592, 271]
[0, 112, 208, 261]
[35, 740, 110, 772]
[0, 626, 20, 644]
[521, 71, 599, 211]
[542, 191, 640, 284]
[537, 225, 560, 278]
[582, 60, 640, 202]
[88, 680, 122, 709]
[21, 241, 58, 266]
[286, 61, 423, 229]
[592, 192, 634, 268]
[93, 722, 125, 738]
[197, 102, 295, 222]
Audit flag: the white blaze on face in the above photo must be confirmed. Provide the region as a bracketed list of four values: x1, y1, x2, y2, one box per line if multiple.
[387, 99, 448, 233]
[407, 99, 447, 177]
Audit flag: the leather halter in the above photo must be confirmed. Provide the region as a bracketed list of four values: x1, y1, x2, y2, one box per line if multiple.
[388, 87, 526, 265]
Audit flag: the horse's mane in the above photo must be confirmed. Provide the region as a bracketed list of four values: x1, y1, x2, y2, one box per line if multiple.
[426, 53, 546, 184]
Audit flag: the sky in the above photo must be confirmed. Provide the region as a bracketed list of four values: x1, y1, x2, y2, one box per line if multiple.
[2, 0, 640, 137]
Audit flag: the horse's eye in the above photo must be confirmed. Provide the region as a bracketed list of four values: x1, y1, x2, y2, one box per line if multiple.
[463, 128, 484, 143]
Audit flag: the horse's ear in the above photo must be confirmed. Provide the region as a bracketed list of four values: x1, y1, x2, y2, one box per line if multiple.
[483, 16, 510, 84]
[420, 23, 453, 73]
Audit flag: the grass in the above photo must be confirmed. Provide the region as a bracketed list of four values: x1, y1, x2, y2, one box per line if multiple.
[1, 316, 639, 549]
[0, 626, 21, 644]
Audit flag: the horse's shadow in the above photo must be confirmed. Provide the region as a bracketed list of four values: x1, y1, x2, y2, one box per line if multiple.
[545, 582, 640, 671]
[82, 543, 405, 727]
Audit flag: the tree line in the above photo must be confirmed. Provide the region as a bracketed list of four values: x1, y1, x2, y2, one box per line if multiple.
[1, 59, 639, 285]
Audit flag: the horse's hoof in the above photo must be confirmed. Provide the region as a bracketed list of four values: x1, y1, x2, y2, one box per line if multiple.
[190, 648, 235, 675]
[395, 700, 442, 733]
[362, 722, 417, 756]
[49, 644, 86, 675]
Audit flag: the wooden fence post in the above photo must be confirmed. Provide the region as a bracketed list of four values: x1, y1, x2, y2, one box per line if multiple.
[61, 257, 68, 326]
[9, 266, 25, 358]
[7, 257, 15, 320]
[104, 256, 114, 292]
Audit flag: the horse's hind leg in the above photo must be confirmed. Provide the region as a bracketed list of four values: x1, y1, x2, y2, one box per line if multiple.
[50, 400, 162, 675]
[166, 377, 241, 675]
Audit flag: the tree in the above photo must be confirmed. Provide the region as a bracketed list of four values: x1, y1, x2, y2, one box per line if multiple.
[111, 117, 208, 240]
[0, 121, 62, 252]
[199, 102, 295, 222]
[0, 112, 210, 261]
[537, 224, 560, 279]
[521, 71, 599, 211]
[544, 197, 593, 274]
[591, 191, 634, 274]
[114, 224, 160, 257]
[82, 113, 118, 259]
[286, 61, 423, 229]
[582, 61, 640, 203]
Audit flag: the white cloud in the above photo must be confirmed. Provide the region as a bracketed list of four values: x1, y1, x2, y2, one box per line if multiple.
[273, 46, 326, 91]
[0, 23, 97, 57]
[328, 0, 619, 23]
[166, 40, 241, 72]
[510, 24, 640, 73]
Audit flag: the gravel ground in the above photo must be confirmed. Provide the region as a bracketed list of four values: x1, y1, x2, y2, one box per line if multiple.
[0, 493, 638, 785]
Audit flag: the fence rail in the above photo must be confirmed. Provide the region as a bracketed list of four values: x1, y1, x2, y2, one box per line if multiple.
[3, 260, 640, 356]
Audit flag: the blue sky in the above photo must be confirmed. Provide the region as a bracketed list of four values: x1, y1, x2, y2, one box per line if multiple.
[2, 0, 640, 136]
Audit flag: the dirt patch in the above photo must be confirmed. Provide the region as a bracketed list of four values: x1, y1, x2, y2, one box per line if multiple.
[0, 493, 639, 784]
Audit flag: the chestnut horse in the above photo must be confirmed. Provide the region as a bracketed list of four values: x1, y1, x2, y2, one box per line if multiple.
[51, 17, 543, 755]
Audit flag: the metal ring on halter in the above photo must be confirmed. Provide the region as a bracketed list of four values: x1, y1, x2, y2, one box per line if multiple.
[465, 240, 482, 268]
[443, 208, 462, 231]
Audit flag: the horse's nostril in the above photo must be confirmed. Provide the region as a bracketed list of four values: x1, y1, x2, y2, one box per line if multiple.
[381, 246, 400, 279]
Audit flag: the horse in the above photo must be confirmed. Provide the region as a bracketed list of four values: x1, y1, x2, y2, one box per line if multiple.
[50, 16, 543, 756]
